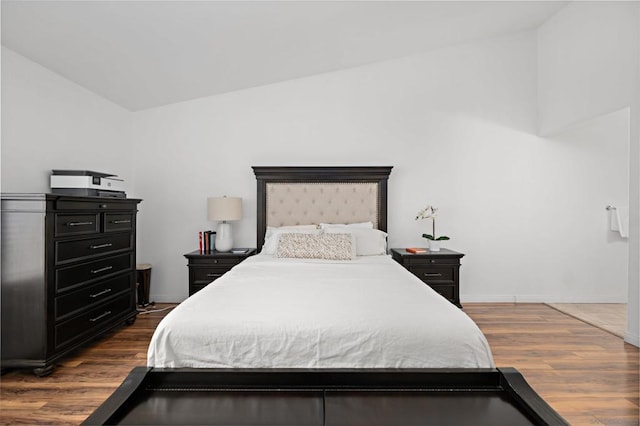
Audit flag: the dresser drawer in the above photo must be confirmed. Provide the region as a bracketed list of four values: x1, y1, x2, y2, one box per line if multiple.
[55, 213, 100, 237]
[105, 213, 134, 232]
[56, 233, 132, 264]
[409, 265, 455, 283]
[56, 253, 133, 293]
[55, 294, 132, 350]
[56, 199, 131, 211]
[55, 273, 131, 320]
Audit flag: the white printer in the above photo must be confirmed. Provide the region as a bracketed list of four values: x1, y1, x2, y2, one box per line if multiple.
[50, 170, 126, 198]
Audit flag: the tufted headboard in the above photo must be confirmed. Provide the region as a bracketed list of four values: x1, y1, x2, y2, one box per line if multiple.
[252, 166, 393, 252]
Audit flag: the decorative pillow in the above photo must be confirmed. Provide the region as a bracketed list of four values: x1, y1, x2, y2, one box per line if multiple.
[324, 227, 387, 256]
[262, 227, 321, 255]
[319, 221, 374, 229]
[276, 233, 355, 260]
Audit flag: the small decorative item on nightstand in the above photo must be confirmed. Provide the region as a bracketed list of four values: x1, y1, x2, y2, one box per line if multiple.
[391, 247, 464, 307]
[184, 248, 256, 296]
[415, 205, 450, 252]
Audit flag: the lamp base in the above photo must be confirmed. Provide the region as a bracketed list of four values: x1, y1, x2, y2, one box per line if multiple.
[216, 222, 233, 252]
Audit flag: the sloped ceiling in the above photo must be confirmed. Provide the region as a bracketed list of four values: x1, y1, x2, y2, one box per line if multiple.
[1, 1, 567, 111]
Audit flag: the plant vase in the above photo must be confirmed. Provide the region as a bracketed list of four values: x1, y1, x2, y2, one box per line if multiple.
[428, 239, 441, 252]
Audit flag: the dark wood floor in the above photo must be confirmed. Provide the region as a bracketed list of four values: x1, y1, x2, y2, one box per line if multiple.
[1, 303, 638, 425]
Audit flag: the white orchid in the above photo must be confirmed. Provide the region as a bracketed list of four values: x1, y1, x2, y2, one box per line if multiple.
[415, 205, 449, 241]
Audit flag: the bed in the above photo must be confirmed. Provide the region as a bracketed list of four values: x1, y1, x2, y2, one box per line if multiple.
[147, 166, 494, 369]
[88, 167, 566, 425]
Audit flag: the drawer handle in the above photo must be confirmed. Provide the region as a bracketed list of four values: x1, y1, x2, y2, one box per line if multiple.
[99, 204, 108, 209]
[206, 273, 223, 278]
[90, 243, 113, 250]
[91, 266, 113, 274]
[68, 221, 94, 227]
[89, 288, 112, 298]
[89, 310, 112, 322]
[111, 220, 131, 224]
[424, 273, 442, 277]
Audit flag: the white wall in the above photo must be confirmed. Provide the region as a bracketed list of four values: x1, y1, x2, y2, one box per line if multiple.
[132, 30, 630, 304]
[537, 1, 639, 345]
[1, 47, 134, 194]
[537, 1, 639, 135]
[1, 6, 633, 317]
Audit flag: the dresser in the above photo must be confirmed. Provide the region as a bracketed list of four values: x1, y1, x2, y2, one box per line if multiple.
[391, 248, 464, 307]
[1, 194, 141, 376]
[184, 249, 256, 296]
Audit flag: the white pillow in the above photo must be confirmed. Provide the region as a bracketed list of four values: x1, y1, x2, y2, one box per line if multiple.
[265, 224, 319, 238]
[319, 221, 374, 229]
[276, 233, 355, 260]
[262, 227, 321, 254]
[324, 227, 387, 256]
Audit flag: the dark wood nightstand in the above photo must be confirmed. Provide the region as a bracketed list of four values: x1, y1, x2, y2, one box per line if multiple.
[391, 248, 464, 308]
[184, 249, 256, 296]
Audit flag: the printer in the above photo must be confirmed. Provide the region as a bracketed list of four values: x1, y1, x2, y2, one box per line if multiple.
[50, 170, 126, 198]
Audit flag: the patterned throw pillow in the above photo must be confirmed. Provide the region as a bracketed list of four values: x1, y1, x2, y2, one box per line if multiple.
[276, 233, 354, 260]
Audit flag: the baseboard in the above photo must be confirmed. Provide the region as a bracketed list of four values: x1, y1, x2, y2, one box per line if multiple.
[624, 331, 640, 347]
[461, 294, 628, 303]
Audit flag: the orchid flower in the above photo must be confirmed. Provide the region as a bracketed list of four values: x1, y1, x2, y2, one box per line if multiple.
[415, 205, 449, 241]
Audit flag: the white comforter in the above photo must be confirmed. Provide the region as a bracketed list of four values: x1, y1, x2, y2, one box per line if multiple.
[147, 254, 494, 368]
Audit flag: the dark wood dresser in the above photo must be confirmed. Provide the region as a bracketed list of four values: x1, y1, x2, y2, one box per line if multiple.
[391, 248, 464, 308]
[184, 249, 256, 296]
[1, 193, 141, 376]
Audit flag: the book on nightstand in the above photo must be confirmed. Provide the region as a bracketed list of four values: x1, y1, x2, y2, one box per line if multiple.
[406, 247, 427, 254]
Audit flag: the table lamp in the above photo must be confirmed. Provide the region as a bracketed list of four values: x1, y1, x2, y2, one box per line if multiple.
[207, 196, 242, 252]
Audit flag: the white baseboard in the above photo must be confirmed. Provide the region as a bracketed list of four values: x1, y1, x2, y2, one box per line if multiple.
[461, 294, 628, 303]
[624, 331, 640, 347]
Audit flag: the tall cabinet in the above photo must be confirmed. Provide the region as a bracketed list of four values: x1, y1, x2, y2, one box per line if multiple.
[1, 194, 142, 376]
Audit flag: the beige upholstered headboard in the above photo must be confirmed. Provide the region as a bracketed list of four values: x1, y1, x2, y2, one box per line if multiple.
[265, 182, 379, 228]
[252, 166, 393, 251]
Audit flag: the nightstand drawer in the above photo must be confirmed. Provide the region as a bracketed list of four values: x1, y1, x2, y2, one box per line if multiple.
[409, 265, 455, 283]
[429, 284, 456, 302]
[406, 257, 459, 266]
[191, 266, 228, 284]
[187, 257, 242, 267]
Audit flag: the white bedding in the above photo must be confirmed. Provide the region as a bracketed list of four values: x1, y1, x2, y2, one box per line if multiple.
[147, 254, 494, 368]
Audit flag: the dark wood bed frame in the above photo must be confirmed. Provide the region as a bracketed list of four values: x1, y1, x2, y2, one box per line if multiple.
[82, 166, 567, 425]
[83, 367, 567, 425]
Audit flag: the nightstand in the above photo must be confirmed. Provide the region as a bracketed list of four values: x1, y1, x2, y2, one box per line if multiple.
[390, 248, 464, 308]
[184, 249, 256, 296]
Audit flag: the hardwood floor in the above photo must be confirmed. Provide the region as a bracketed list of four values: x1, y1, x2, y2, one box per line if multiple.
[546, 303, 627, 338]
[464, 303, 639, 426]
[0, 303, 638, 425]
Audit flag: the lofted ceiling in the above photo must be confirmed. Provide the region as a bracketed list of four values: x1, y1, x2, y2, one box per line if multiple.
[1, 1, 567, 111]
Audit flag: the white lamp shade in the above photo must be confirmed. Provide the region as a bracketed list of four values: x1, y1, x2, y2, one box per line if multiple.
[207, 197, 242, 221]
